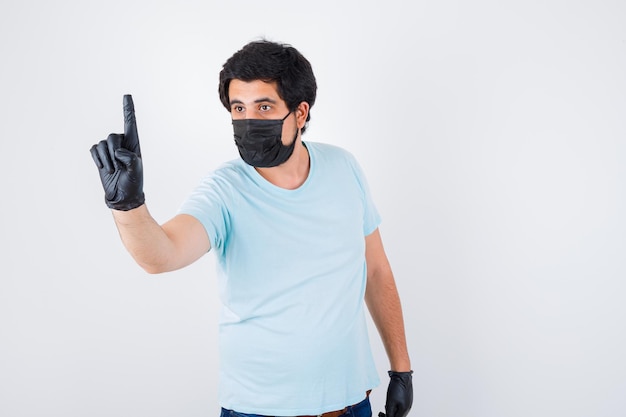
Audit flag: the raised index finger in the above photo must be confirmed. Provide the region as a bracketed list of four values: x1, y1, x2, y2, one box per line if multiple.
[123, 94, 141, 156]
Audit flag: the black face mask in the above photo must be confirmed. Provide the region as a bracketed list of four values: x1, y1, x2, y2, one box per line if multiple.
[232, 112, 299, 168]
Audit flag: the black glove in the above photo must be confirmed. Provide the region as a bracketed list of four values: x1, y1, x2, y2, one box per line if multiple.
[385, 370, 413, 417]
[90, 95, 145, 211]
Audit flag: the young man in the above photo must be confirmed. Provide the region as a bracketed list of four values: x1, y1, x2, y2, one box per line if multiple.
[90, 40, 413, 417]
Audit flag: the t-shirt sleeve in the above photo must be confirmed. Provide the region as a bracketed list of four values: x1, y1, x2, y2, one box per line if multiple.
[177, 172, 231, 254]
[346, 153, 381, 236]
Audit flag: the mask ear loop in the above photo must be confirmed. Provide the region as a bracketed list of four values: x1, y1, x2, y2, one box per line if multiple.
[281, 110, 299, 145]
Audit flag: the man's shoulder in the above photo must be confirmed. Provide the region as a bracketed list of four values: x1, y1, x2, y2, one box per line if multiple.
[306, 141, 356, 162]
[208, 158, 248, 179]
[193, 158, 251, 194]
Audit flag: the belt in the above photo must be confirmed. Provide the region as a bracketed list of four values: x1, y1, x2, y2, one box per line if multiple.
[300, 390, 371, 417]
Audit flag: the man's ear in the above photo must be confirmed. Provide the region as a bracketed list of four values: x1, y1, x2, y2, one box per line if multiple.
[296, 101, 310, 128]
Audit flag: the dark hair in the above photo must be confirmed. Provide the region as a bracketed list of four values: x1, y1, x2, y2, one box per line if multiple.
[219, 39, 317, 133]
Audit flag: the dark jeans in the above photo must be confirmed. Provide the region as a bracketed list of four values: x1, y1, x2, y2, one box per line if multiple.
[220, 396, 372, 417]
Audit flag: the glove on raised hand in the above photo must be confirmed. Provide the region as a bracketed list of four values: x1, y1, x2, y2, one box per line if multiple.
[385, 370, 413, 417]
[90, 95, 145, 211]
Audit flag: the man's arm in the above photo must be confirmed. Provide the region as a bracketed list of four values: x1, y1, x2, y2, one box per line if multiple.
[364, 228, 411, 372]
[365, 228, 413, 417]
[91, 95, 210, 274]
[112, 206, 210, 274]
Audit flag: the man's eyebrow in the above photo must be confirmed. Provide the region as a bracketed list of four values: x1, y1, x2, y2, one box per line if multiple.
[229, 97, 278, 106]
[254, 97, 277, 104]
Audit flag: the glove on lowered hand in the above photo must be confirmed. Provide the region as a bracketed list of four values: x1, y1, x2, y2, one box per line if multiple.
[385, 370, 413, 417]
[90, 95, 145, 211]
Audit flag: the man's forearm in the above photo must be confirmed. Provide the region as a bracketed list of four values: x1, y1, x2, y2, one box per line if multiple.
[112, 204, 176, 274]
[365, 265, 411, 372]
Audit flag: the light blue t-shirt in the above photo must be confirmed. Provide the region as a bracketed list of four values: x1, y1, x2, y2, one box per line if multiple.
[178, 141, 381, 415]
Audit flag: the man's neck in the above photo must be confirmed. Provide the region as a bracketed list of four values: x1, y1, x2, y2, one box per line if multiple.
[255, 141, 310, 190]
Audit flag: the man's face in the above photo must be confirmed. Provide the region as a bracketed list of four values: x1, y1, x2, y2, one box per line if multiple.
[228, 79, 300, 146]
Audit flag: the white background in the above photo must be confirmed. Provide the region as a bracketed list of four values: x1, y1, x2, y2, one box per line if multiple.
[1, 1, 625, 416]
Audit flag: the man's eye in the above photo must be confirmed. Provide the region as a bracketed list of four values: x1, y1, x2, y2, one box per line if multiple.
[260, 105, 271, 111]
[233, 105, 244, 112]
